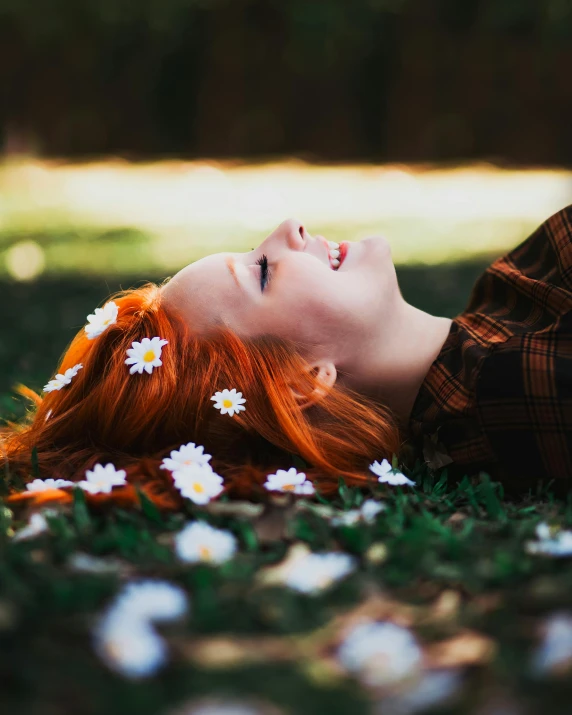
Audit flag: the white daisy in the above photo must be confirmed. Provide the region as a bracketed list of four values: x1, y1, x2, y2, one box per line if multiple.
[526, 522, 572, 557]
[532, 612, 572, 674]
[210, 388, 246, 417]
[93, 579, 188, 679]
[172, 464, 224, 505]
[337, 619, 423, 688]
[380, 669, 462, 711]
[331, 509, 362, 527]
[174, 521, 237, 565]
[112, 580, 189, 623]
[12, 511, 55, 542]
[78, 463, 127, 495]
[263, 467, 315, 495]
[160, 442, 212, 474]
[360, 499, 386, 523]
[125, 337, 168, 375]
[94, 612, 167, 679]
[369, 458, 416, 487]
[67, 552, 123, 574]
[172, 699, 274, 715]
[43, 363, 83, 392]
[25, 478, 74, 492]
[282, 551, 356, 595]
[331, 498, 386, 527]
[536, 522, 552, 540]
[85, 300, 119, 339]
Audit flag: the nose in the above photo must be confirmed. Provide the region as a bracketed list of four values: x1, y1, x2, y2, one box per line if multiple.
[274, 218, 306, 251]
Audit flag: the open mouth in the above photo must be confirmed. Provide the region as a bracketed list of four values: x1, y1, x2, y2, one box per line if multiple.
[328, 241, 348, 270]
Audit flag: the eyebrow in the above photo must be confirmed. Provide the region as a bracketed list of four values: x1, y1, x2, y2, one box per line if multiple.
[225, 256, 245, 292]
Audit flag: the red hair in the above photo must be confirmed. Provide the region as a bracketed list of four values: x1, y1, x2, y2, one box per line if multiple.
[1, 282, 406, 510]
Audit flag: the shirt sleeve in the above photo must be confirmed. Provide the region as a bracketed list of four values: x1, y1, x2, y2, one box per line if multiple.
[474, 310, 572, 490]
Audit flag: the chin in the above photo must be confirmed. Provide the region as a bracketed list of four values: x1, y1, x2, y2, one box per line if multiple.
[361, 234, 393, 263]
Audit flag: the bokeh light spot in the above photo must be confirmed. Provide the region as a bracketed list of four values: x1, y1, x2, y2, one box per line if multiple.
[4, 240, 46, 281]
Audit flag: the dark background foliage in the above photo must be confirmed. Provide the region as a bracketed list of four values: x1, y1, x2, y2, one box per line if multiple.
[2, 0, 572, 163]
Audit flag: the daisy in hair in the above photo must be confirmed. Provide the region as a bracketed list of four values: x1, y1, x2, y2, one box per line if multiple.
[85, 300, 119, 339]
[369, 458, 416, 487]
[174, 521, 237, 565]
[125, 337, 168, 375]
[160, 442, 212, 474]
[263, 467, 315, 495]
[78, 463, 127, 495]
[210, 388, 246, 417]
[43, 363, 83, 392]
[172, 464, 224, 505]
[26, 478, 74, 492]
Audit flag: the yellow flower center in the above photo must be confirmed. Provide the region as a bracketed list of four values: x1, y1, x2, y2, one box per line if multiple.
[143, 350, 156, 362]
[103, 319, 110, 325]
[282, 484, 295, 491]
[184, 459, 194, 465]
[106, 640, 125, 659]
[199, 545, 212, 560]
[222, 399, 233, 408]
[193, 482, 204, 493]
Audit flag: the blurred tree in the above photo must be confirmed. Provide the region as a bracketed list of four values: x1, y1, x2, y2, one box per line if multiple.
[0, 0, 571, 163]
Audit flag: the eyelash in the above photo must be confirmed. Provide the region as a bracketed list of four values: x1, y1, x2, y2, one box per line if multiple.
[255, 253, 272, 292]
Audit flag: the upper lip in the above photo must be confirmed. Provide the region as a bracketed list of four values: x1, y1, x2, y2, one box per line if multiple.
[317, 236, 335, 268]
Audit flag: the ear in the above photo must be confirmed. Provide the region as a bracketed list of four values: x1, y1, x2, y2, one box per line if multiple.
[290, 360, 337, 408]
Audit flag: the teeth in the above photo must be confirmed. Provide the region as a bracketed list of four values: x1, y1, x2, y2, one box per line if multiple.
[329, 249, 340, 259]
[331, 258, 340, 268]
[328, 241, 339, 248]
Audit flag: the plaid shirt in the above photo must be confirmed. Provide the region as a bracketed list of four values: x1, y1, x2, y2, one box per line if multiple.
[405, 205, 572, 492]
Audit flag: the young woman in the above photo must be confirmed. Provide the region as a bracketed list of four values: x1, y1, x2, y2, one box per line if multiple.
[3, 207, 572, 508]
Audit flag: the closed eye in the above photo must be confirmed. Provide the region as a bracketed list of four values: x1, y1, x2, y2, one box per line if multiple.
[255, 253, 272, 292]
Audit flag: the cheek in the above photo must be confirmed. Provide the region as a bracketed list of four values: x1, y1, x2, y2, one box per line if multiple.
[283, 290, 343, 342]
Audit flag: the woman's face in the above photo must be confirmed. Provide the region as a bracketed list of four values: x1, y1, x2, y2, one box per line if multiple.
[161, 219, 400, 369]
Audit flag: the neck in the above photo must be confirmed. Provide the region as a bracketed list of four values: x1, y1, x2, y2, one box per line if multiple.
[340, 300, 453, 429]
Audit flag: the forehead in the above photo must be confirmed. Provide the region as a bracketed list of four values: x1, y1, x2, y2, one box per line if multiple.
[161, 253, 242, 330]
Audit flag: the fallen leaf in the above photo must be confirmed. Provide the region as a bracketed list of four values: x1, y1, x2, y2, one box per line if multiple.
[426, 590, 461, 622]
[203, 501, 264, 519]
[252, 501, 297, 544]
[424, 629, 495, 668]
[256, 542, 312, 587]
[179, 635, 302, 667]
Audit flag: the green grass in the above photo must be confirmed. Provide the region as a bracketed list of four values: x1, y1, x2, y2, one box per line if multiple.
[2, 466, 572, 714]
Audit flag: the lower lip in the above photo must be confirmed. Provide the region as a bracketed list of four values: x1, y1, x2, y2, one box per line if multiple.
[337, 241, 348, 269]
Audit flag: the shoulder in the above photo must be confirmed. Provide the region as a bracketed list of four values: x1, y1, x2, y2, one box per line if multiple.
[501, 205, 572, 291]
[463, 205, 572, 316]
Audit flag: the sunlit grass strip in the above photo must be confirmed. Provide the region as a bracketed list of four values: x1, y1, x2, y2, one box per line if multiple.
[0, 159, 570, 278]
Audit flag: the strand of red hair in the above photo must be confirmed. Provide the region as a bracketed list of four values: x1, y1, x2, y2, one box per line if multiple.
[1, 282, 407, 511]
